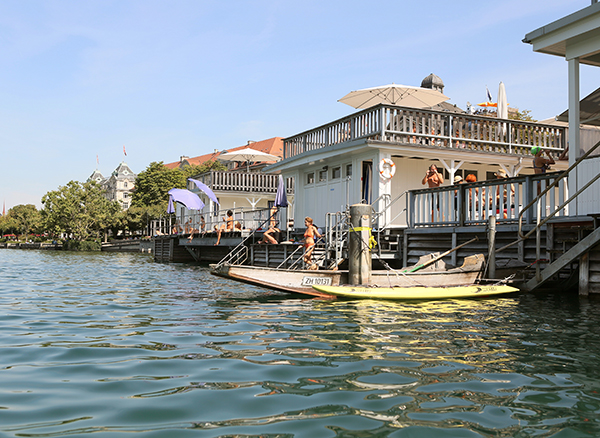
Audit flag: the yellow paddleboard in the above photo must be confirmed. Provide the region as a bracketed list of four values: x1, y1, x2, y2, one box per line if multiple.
[312, 284, 519, 300]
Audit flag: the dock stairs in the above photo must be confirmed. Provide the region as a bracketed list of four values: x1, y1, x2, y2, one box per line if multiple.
[524, 225, 600, 292]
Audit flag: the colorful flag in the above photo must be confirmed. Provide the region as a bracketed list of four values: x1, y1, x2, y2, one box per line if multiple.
[96, 155, 99, 166]
[123, 145, 127, 156]
[2, 201, 5, 216]
[486, 86, 493, 102]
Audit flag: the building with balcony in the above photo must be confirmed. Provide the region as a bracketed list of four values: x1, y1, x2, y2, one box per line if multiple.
[266, 74, 569, 229]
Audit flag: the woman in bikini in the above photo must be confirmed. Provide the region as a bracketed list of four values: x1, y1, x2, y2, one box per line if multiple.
[303, 216, 321, 266]
[215, 210, 234, 245]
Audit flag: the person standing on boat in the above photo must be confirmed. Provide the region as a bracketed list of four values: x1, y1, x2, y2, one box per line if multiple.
[303, 216, 321, 267]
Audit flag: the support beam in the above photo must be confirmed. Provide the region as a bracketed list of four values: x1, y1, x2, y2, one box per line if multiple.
[568, 57, 580, 215]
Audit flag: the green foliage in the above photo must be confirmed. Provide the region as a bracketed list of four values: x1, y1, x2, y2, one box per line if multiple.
[131, 161, 186, 208]
[509, 109, 537, 122]
[41, 180, 121, 242]
[185, 160, 226, 178]
[63, 240, 101, 251]
[0, 204, 41, 236]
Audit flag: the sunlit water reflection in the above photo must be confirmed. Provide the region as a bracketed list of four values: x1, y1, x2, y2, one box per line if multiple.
[0, 249, 599, 437]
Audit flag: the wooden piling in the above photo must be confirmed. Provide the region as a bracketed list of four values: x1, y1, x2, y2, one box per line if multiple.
[349, 204, 372, 285]
[488, 215, 496, 279]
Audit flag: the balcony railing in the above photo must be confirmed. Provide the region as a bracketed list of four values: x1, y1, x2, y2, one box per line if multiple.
[284, 104, 566, 159]
[190, 171, 294, 194]
[407, 172, 568, 228]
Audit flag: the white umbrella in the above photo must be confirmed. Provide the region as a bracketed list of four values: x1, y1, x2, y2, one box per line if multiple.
[219, 147, 280, 172]
[339, 84, 449, 109]
[497, 82, 508, 137]
[497, 82, 508, 119]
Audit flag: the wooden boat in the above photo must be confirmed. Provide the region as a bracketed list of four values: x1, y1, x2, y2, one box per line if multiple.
[311, 284, 519, 300]
[210, 254, 487, 298]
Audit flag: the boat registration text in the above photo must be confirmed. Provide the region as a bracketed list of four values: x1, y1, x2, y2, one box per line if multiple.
[301, 276, 332, 286]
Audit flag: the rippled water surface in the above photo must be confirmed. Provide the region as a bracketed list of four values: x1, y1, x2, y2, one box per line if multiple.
[1, 249, 600, 437]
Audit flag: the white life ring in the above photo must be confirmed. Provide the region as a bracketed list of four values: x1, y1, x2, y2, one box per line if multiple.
[379, 158, 396, 180]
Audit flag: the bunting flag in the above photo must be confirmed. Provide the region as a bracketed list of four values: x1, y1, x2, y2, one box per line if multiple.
[123, 145, 127, 156]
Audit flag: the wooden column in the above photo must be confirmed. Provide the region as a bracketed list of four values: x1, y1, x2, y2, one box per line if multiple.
[349, 204, 372, 285]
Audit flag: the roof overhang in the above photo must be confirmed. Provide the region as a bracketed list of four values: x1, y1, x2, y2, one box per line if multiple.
[557, 86, 600, 125]
[523, 2, 600, 66]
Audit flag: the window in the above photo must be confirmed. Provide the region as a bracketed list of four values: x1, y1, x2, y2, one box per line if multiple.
[319, 169, 327, 182]
[124, 182, 128, 188]
[346, 164, 352, 178]
[123, 193, 128, 199]
[332, 167, 341, 179]
[306, 172, 315, 184]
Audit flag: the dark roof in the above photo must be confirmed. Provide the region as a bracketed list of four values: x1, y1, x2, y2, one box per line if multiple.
[557, 86, 600, 126]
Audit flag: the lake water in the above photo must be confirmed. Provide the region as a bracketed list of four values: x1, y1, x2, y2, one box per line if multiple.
[1, 249, 599, 437]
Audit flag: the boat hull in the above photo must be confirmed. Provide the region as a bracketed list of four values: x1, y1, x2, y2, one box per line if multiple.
[311, 284, 519, 300]
[210, 254, 486, 298]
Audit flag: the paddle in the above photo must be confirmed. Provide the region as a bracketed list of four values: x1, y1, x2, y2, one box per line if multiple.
[404, 236, 479, 273]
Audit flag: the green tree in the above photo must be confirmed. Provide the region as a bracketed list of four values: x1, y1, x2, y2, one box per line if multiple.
[131, 161, 186, 208]
[0, 212, 20, 237]
[509, 109, 537, 122]
[184, 160, 226, 179]
[3, 204, 41, 237]
[41, 180, 121, 242]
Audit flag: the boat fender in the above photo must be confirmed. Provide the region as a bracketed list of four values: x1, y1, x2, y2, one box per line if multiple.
[379, 158, 396, 180]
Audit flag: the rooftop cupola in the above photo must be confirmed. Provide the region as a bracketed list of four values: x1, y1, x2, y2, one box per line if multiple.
[421, 73, 444, 93]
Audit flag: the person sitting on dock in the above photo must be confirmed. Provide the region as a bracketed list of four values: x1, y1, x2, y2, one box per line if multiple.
[187, 216, 207, 242]
[302, 216, 321, 267]
[259, 223, 280, 244]
[215, 210, 234, 245]
[184, 218, 193, 234]
[171, 220, 183, 235]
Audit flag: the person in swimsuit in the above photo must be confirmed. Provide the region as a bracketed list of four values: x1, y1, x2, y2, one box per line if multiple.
[532, 146, 555, 174]
[302, 216, 321, 266]
[421, 164, 444, 187]
[215, 210, 234, 245]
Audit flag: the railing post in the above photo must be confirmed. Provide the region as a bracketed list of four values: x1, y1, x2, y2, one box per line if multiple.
[458, 185, 466, 227]
[409, 192, 416, 228]
[525, 175, 534, 225]
[449, 115, 453, 148]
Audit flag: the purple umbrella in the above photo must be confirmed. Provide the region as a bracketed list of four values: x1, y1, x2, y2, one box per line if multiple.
[188, 178, 219, 205]
[274, 175, 288, 207]
[167, 188, 205, 211]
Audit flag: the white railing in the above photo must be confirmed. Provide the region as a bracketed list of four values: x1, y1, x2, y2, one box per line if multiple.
[284, 104, 566, 159]
[190, 171, 294, 194]
[408, 172, 569, 228]
[150, 206, 289, 236]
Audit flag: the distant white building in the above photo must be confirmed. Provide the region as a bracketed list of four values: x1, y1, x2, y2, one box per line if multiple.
[88, 162, 136, 210]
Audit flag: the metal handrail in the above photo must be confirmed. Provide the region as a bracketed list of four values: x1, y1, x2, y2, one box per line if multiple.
[371, 190, 408, 231]
[495, 138, 600, 256]
[214, 209, 279, 269]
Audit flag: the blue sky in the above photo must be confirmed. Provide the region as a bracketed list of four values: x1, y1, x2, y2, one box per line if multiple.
[1, 0, 598, 209]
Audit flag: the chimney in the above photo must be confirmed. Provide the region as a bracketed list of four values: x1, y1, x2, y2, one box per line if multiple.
[180, 156, 189, 162]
